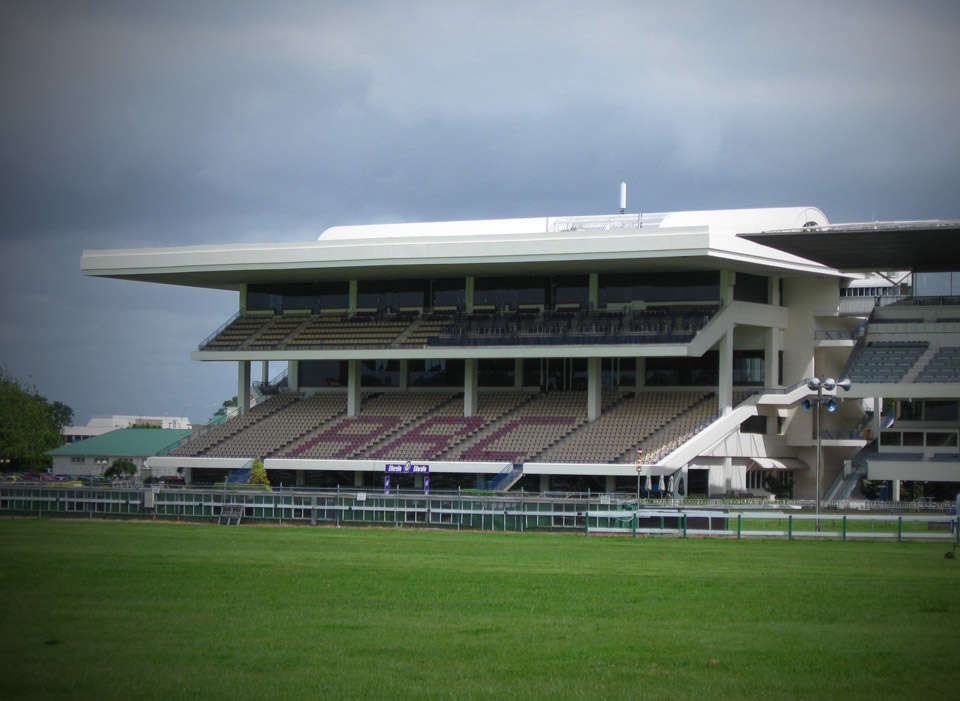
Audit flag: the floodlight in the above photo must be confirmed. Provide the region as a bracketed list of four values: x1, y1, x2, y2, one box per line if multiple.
[807, 378, 821, 391]
[836, 378, 852, 392]
[826, 398, 839, 413]
[822, 378, 836, 391]
[802, 398, 813, 411]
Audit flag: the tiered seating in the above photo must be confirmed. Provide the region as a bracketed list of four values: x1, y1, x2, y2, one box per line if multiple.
[538, 391, 709, 463]
[285, 314, 413, 349]
[201, 313, 274, 350]
[284, 392, 457, 459]
[847, 341, 928, 383]
[397, 312, 457, 348]
[914, 346, 960, 382]
[201, 394, 347, 457]
[247, 314, 309, 349]
[369, 392, 534, 460]
[169, 394, 301, 456]
[635, 395, 719, 464]
[446, 392, 589, 463]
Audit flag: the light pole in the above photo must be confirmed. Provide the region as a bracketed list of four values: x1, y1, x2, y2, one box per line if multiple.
[804, 376, 853, 529]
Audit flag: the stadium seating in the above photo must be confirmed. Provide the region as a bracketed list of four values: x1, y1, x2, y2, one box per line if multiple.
[846, 341, 928, 383]
[913, 346, 960, 382]
[170, 394, 300, 455]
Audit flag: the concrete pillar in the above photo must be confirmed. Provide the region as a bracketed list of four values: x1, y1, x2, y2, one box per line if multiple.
[721, 269, 736, 306]
[414, 475, 423, 489]
[261, 360, 269, 387]
[514, 358, 523, 388]
[589, 273, 599, 310]
[348, 280, 358, 313]
[237, 361, 251, 415]
[183, 467, 192, 485]
[539, 474, 550, 492]
[465, 276, 475, 313]
[892, 479, 901, 502]
[399, 359, 408, 390]
[718, 327, 733, 415]
[587, 357, 601, 422]
[636, 357, 646, 391]
[354, 471, 364, 487]
[239, 283, 248, 311]
[296, 470, 305, 487]
[765, 327, 782, 389]
[605, 475, 615, 493]
[872, 396, 883, 439]
[347, 359, 360, 416]
[464, 358, 478, 417]
[769, 275, 781, 306]
[288, 360, 299, 391]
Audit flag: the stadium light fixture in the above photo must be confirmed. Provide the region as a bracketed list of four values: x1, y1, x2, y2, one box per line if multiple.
[804, 376, 853, 530]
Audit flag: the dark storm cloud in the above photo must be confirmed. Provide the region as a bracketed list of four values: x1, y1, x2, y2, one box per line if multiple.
[1, 0, 958, 423]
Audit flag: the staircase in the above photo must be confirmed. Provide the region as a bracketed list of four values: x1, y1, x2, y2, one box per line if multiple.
[487, 465, 524, 491]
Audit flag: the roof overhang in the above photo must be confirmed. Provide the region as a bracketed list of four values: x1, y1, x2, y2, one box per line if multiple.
[749, 457, 809, 471]
[82, 225, 844, 291]
[740, 220, 960, 272]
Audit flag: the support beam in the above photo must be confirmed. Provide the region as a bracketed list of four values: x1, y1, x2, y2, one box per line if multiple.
[605, 475, 615, 493]
[348, 280, 358, 314]
[589, 273, 599, 310]
[464, 358, 478, 417]
[465, 276, 474, 313]
[347, 359, 360, 416]
[237, 361, 251, 416]
[239, 284, 248, 311]
[720, 269, 736, 306]
[354, 471, 364, 487]
[892, 479, 901, 502]
[718, 327, 733, 415]
[540, 474, 549, 492]
[296, 470, 305, 487]
[261, 360, 269, 387]
[765, 327, 782, 389]
[514, 358, 523, 388]
[288, 360, 299, 391]
[587, 357, 601, 422]
[635, 357, 646, 391]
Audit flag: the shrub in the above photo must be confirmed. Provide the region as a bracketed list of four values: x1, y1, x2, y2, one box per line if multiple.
[248, 458, 270, 487]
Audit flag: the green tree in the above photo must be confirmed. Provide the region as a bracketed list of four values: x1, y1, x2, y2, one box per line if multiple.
[248, 458, 270, 487]
[104, 459, 137, 479]
[763, 471, 794, 499]
[0, 367, 72, 470]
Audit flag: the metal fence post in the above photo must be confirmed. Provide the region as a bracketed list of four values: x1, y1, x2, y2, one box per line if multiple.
[897, 516, 902, 543]
[788, 514, 793, 542]
[682, 513, 687, 538]
[632, 511, 637, 537]
[842, 515, 847, 542]
[737, 513, 742, 540]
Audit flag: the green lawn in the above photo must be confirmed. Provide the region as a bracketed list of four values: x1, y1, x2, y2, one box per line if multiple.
[1, 519, 959, 700]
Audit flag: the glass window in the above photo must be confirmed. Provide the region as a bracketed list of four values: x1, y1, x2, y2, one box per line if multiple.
[431, 279, 466, 309]
[733, 350, 764, 385]
[552, 275, 589, 307]
[358, 279, 426, 311]
[474, 276, 548, 309]
[299, 360, 347, 387]
[646, 352, 718, 386]
[733, 273, 769, 304]
[247, 282, 348, 312]
[924, 400, 958, 422]
[740, 415, 767, 434]
[361, 360, 402, 387]
[408, 359, 465, 387]
[599, 272, 720, 305]
[479, 359, 515, 387]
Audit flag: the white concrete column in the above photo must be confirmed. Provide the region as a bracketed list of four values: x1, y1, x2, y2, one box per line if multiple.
[892, 479, 901, 502]
[183, 467, 192, 485]
[237, 361, 251, 415]
[399, 360, 408, 390]
[765, 327, 782, 388]
[721, 269, 736, 306]
[348, 280, 358, 313]
[636, 357, 646, 391]
[718, 327, 733, 415]
[465, 276, 475, 313]
[514, 359, 523, 388]
[587, 357, 601, 422]
[769, 275, 781, 306]
[872, 396, 883, 439]
[261, 360, 269, 386]
[464, 358, 478, 417]
[347, 359, 360, 416]
[589, 273, 599, 310]
[539, 474, 550, 492]
[288, 360, 299, 391]
[239, 283, 248, 311]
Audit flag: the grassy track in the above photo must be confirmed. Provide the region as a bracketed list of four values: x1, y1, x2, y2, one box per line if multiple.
[1, 519, 959, 700]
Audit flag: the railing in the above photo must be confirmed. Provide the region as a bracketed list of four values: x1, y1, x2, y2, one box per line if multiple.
[5, 485, 954, 540]
[197, 310, 241, 351]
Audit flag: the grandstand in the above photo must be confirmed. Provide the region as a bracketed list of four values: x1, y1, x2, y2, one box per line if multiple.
[82, 208, 960, 500]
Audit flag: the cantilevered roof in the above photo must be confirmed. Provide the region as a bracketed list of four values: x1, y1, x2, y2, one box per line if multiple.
[82, 207, 842, 290]
[740, 220, 960, 272]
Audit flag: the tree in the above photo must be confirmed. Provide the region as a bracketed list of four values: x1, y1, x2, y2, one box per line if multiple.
[248, 458, 270, 487]
[0, 367, 72, 470]
[104, 459, 137, 479]
[763, 471, 794, 499]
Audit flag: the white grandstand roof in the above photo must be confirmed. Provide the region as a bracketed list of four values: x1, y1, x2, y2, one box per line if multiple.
[82, 206, 840, 290]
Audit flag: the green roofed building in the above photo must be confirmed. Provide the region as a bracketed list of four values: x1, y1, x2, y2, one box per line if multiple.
[46, 428, 192, 478]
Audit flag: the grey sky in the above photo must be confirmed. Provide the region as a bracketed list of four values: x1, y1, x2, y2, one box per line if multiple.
[2, 0, 959, 425]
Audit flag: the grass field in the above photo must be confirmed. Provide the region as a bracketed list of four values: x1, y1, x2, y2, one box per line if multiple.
[2, 519, 959, 700]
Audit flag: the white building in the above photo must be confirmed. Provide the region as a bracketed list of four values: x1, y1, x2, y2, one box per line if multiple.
[63, 415, 192, 443]
[81, 207, 960, 500]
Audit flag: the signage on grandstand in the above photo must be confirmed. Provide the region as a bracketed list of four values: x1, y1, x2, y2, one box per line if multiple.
[384, 462, 430, 495]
